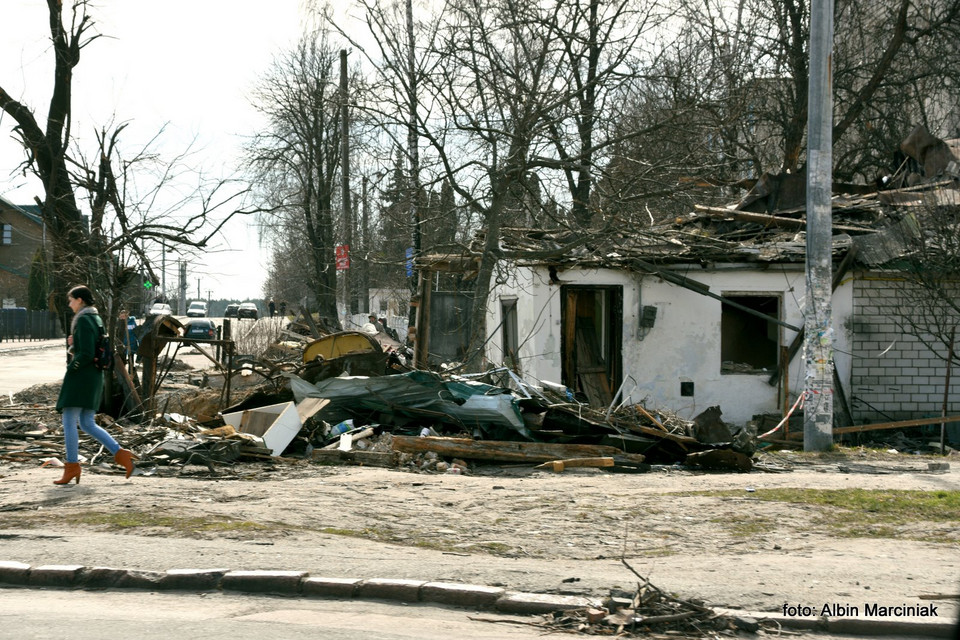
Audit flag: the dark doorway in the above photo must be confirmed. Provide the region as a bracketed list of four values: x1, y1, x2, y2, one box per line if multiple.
[560, 285, 623, 407]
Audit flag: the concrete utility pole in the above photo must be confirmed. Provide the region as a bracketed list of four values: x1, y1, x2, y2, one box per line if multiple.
[804, 0, 835, 451]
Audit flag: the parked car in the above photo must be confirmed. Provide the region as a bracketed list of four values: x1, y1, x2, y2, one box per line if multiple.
[183, 319, 217, 340]
[186, 301, 208, 317]
[146, 303, 172, 317]
[224, 303, 240, 318]
[238, 302, 259, 319]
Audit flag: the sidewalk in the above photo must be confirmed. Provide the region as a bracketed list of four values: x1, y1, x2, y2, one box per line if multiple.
[0, 338, 63, 354]
[0, 558, 954, 638]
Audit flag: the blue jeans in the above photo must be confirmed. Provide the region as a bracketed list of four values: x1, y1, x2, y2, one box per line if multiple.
[62, 407, 120, 463]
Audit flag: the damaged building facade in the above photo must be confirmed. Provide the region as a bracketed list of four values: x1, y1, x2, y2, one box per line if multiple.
[485, 234, 846, 426]
[481, 129, 960, 433]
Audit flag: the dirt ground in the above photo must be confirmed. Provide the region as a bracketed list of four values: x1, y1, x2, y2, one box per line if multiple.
[1, 444, 958, 624]
[2, 363, 959, 628]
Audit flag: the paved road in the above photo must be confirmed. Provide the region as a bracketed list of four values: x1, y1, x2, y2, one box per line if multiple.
[0, 317, 224, 399]
[0, 588, 569, 640]
[0, 340, 65, 399]
[0, 588, 940, 640]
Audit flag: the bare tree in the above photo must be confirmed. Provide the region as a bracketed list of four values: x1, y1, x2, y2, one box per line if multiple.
[0, 0, 98, 308]
[626, 0, 960, 190]
[1, 1, 253, 330]
[71, 122, 249, 322]
[247, 28, 345, 327]
[333, 0, 670, 369]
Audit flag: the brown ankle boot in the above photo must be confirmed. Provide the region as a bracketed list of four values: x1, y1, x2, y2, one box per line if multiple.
[114, 449, 138, 479]
[53, 462, 82, 485]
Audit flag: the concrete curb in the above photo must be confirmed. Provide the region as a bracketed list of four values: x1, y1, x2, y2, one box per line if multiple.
[0, 560, 955, 637]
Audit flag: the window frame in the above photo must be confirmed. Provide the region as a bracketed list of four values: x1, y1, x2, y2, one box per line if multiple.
[720, 292, 782, 375]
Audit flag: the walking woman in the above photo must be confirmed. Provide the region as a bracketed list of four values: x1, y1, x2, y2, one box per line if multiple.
[53, 285, 137, 484]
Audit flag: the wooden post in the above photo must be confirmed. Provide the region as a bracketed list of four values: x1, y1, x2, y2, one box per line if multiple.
[113, 353, 143, 417]
[781, 345, 790, 439]
[224, 339, 234, 409]
[413, 268, 432, 368]
[941, 327, 955, 456]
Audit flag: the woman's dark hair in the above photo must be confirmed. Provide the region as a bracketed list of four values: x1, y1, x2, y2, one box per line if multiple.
[67, 285, 95, 306]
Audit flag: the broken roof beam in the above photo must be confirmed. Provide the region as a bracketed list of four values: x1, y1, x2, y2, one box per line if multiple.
[696, 204, 806, 229]
[694, 205, 873, 234]
[415, 253, 481, 273]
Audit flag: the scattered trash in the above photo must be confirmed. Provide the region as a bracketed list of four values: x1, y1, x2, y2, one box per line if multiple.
[7, 306, 951, 477]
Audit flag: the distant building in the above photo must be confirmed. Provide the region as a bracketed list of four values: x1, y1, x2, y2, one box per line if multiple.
[0, 196, 45, 308]
[368, 287, 409, 317]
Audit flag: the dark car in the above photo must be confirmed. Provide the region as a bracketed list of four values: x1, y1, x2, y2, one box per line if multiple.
[238, 302, 259, 319]
[183, 319, 217, 340]
[224, 303, 240, 318]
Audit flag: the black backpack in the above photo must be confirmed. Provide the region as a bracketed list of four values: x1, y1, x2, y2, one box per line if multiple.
[93, 324, 112, 371]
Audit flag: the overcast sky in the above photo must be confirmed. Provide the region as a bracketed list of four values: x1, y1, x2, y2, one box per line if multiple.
[0, 1, 307, 301]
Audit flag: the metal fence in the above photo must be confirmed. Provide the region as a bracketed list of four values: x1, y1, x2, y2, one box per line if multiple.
[0, 308, 64, 342]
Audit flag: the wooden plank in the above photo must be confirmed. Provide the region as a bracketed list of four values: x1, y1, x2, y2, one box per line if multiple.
[392, 435, 645, 464]
[634, 404, 668, 431]
[301, 309, 323, 339]
[296, 397, 330, 423]
[312, 449, 397, 467]
[535, 457, 615, 472]
[833, 414, 960, 435]
[785, 413, 960, 439]
[624, 424, 694, 450]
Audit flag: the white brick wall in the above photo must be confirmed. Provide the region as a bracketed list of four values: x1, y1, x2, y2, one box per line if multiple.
[851, 275, 960, 425]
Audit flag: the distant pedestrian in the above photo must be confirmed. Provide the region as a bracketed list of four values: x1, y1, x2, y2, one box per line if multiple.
[268, 298, 276, 318]
[118, 310, 139, 359]
[380, 317, 399, 341]
[279, 300, 287, 316]
[54, 285, 138, 485]
[367, 314, 383, 333]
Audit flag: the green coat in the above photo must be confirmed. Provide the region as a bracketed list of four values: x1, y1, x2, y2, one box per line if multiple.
[56, 312, 104, 411]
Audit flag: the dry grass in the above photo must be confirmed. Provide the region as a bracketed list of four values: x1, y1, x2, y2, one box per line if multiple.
[232, 317, 286, 358]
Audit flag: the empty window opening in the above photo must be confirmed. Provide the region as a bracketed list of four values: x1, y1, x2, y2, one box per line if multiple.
[501, 298, 519, 371]
[721, 294, 779, 373]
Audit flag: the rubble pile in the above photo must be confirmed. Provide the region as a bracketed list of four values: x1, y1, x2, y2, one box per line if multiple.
[1, 340, 762, 475]
[542, 562, 771, 638]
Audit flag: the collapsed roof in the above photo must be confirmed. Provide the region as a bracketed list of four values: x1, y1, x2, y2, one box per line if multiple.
[434, 126, 960, 273]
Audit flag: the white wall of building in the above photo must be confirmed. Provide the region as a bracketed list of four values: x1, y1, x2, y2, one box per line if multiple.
[488, 262, 855, 426]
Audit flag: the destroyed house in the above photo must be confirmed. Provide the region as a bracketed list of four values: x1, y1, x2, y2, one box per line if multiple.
[470, 158, 960, 433]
